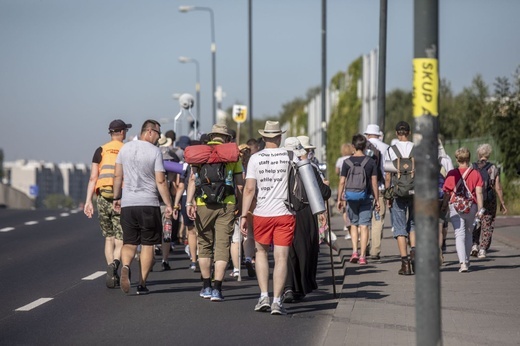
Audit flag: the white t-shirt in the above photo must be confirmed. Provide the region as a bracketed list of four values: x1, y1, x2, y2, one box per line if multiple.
[335, 155, 350, 174]
[246, 148, 292, 217]
[116, 140, 165, 208]
[385, 140, 414, 161]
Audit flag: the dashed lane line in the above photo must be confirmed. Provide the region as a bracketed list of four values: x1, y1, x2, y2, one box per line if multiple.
[45, 216, 57, 221]
[60, 213, 70, 217]
[15, 298, 54, 312]
[24, 221, 38, 225]
[1, 227, 15, 232]
[82, 271, 106, 280]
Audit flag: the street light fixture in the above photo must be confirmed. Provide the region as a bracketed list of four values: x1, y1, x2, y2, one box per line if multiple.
[178, 56, 201, 126]
[179, 5, 217, 126]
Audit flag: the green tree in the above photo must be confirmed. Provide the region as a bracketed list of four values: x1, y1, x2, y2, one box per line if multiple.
[43, 194, 75, 209]
[384, 89, 413, 141]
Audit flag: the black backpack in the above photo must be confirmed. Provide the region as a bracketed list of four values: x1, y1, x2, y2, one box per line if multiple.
[195, 162, 235, 205]
[472, 161, 495, 202]
[285, 151, 308, 212]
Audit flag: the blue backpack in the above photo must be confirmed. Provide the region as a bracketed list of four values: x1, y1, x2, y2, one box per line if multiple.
[344, 157, 370, 201]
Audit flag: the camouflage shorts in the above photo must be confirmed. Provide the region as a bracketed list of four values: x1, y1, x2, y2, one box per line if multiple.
[97, 195, 123, 240]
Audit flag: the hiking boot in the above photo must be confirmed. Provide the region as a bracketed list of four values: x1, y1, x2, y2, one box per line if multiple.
[245, 260, 256, 278]
[409, 249, 416, 273]
[200, 287, 212, 299]
[470, 244, 478, 257]
[254, 296, 271, 312]
[398, 259, 412, 275]
[349, 252, 359, 263]
[136, 285, 149, 295]
[120, 265, 131, 294]
[106, 263, 118, 289]
[210, 289, 224, 302]
[478, 249, 487, 258]
[162, 261, 171, 271]
[270, 301, 287, 315]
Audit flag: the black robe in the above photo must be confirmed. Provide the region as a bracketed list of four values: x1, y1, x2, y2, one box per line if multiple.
[285, 164, 331, 296]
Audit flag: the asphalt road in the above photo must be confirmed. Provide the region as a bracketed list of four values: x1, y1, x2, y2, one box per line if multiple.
[0, 209, 340, 345]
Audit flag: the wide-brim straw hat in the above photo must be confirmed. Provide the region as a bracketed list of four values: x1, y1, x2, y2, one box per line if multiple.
[296, 135, 316, 150]
[158, 134, 172, 147]
[258, 120, 286, 138]
[208, 124, 231, 137]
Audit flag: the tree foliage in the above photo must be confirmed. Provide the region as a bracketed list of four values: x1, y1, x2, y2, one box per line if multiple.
[43, 194, 74, 209]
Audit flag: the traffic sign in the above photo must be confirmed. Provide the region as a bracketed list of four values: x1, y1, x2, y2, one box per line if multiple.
[232, 105, 247, 123]
[29, 185, 39, 197]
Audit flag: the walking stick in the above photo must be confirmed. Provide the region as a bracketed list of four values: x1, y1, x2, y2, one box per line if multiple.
[325, 199, 337, 298]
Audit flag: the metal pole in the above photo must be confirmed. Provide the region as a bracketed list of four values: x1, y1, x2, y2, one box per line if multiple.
[248, 0, 253, 140]
[321, 0, 327, 176]
[413, 0, 441, 345]
[377, 0, 387, 132]
[209, 9, 217, 126]
[195, 60, 201, 127]
[325, 200, 337, 298]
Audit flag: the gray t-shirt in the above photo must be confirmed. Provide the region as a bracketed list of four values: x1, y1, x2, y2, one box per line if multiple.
[116, 140, 165, 208]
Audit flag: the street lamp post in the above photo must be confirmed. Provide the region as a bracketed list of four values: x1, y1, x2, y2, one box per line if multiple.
[179, 5, 216, 126]
[178, 56, 201, 125]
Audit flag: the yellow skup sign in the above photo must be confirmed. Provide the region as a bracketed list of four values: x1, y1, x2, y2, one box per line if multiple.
[413, 58, 438, 117]
[232, 105, 248, 123]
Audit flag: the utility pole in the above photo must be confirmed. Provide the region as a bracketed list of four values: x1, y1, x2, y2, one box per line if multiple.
[248, 0, 253, 139]
[413, 1, 441, 345]
[321, 0, 327, 173]
[377, 0, 387, 132]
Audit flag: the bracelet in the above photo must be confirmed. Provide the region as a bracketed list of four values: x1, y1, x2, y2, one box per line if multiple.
[173, 205, 181, 210]
[185, 202, 194, 207]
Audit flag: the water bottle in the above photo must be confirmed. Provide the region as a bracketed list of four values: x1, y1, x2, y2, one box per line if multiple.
[472, 208, 486, 229]
[163, 218, 172, 242]
[225, 170, 233, 187]
[374, 210, 381, 221]
[194, 172, 201, 187]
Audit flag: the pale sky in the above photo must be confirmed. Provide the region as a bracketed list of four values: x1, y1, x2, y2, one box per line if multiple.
[1, 0, 519, 163]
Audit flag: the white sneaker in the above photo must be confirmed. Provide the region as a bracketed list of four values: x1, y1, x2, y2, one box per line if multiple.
[459, 262, 469, 273]
[185, 245, 190, 257]
[470, 244, 478, 257]
[478, 249, 486, 258]
[344, 233, 351, 240]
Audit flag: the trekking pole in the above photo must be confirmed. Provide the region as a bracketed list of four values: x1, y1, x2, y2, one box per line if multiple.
[237, 219, 242, 282]
[325, 199, 337, 298]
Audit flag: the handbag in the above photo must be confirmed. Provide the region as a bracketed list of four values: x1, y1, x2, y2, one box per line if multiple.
[449, 168, 474, 214]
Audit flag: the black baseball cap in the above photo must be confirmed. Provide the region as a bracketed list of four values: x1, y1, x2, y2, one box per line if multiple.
[395, 121, 410, 132]
[109, 119, 132, 132]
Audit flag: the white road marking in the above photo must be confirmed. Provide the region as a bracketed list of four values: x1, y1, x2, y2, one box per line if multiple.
[82, 271, 106, 280]
[60, 213, 69, 217]
[25, 221, 38, 225]
[0, 227, 15, 232]
[45, 216, 57, 221]
[15, 298, 53, 312]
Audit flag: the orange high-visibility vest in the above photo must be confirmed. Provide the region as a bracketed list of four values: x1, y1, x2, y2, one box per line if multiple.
[95, 140, 123, 196]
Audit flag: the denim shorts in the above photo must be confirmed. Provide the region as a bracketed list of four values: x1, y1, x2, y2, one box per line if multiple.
[347, 198, 373, 226]
[391, 197, 415, 237]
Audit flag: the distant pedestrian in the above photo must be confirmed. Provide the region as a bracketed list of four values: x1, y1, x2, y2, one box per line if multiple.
[471, 144, 507, 258]
[241, 120, 295, 315]
[364, 124, 389, 260]
[337, 134, 379, 266]
[335, 143, 355, 239]
[84, 119, 132, 289]
[384, 121, 415, 275]
[442, 147, 484, 272]
[112, 119, 173, 295]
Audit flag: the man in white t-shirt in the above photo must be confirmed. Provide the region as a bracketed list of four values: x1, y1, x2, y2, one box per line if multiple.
[240, 120, 297, 316]
[384, 121, 415, 276]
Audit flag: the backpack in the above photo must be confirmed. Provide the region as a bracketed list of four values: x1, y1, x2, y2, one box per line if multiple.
[343, 156, 370, 201]
[390, 145, 415, 198]
[285, 151, 308, 212]
[366, 141, 383, 184]
[449, 168, 474, 214]
[185, 143, 240, 205]
[472, 161, 495, 202]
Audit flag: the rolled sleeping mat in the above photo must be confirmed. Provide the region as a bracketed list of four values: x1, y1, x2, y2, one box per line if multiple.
[296, 159, 326, 215]
[164, 161, 187, 175]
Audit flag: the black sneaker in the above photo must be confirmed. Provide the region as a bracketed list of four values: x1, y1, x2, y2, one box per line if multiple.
[136, 285, 149, 295]
[282, 290, 294, 303]
[245, 260, 256, 278]
[106, 263, 117, 289]
[162, 261, 171, 271]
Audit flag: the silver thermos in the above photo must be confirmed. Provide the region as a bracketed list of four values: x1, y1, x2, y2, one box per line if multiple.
[296, 159, 326, 215]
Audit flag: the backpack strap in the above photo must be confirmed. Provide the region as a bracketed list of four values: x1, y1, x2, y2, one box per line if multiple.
[360, 156, 370, 168]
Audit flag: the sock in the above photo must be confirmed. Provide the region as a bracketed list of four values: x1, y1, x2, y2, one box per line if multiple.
[401, 256, 408, 261]
[203, 278, 211, 289]
[113, 259, 120, 269]
[214, 280, 222, 291]
[273, 297, 281, 304]
[234, 267, 240, 272]
[261, 292, 269, 298]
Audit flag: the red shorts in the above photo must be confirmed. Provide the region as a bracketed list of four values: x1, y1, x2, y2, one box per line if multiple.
[253, 214, 295, 247]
